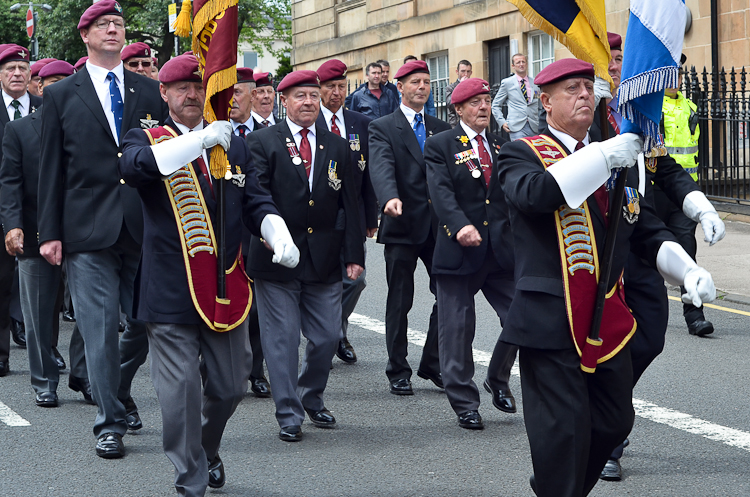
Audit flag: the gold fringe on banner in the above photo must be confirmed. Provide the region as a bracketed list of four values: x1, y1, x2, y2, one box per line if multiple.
[191, 0, 238, 52]
[202, 66, 237, 123]
[172, 0, 192, 37]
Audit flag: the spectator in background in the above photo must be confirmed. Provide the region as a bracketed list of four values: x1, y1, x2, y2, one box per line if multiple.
[348, 62, 398, 119]
[376, 59, 399, 100]
[445, 60, 473, 127]
[491, 53, 543, 140]
[150, 57, 159, 80]
[402, 55, 435, 117]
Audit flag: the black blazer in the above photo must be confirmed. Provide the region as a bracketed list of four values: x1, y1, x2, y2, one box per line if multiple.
[316, 108, 379, 235]
[497, 129, 675, 349]
[245, 119, 364, 283]
[0, 108, 43, 256]
[369, 108, 451, 245]
[425, 127, 513, 275]
[118, 118, 279, 325]
[37, 67, 168, 252]
[0, 92, 42, 166]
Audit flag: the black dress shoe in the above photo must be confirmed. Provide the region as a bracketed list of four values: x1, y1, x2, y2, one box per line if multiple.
[62, 311, 75, 322]
[600, 458, 622, 481]
[0, 361, 8, 377]
[458, 410, 484, 430]
[417, 369, 444, 389]
[207, 455, 225, 488]
[120, 396, 143, 430]
[69, 375, 95, 405]
[483, 379, 517, 413]
[52, 347, 66, 370]
[279, 425, 303, 442]
[35, 391, 58, 407]
[335, 338, 357, 364]
[688, 319, 714, 337]
[250, 376, 272, 398]
[96, 432, 125, 459]
[10, 319, 26, 348]
[305, 407, 336, 427]
[389, 378, 414, 395]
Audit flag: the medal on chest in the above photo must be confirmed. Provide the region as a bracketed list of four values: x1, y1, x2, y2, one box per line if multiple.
[348, 134, 360, 151]
[328, 160, 341, 190]
[285, 138, 303, 165]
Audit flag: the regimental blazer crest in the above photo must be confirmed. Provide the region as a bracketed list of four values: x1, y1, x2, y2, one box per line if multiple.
[140, 114, 160, 129]
[231, 164, 245, 188]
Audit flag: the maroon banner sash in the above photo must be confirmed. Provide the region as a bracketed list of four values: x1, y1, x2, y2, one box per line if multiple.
[520, 135, 637, 369]
[144, 126, 252, 331]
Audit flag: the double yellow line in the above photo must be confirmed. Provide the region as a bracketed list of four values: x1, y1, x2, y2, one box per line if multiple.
[668, 295, 750, 317]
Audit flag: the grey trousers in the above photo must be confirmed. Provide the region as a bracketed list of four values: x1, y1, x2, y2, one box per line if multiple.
[509, 121, 536, 141]
[64, 227, 142, 437]
[147, 320, 251, 497]
[435, 254, 515, 414]
[255, 278, 342, 428]
[340, 242, 367, 339]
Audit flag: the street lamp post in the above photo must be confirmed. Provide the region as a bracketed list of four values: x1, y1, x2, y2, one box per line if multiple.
[9, 2, 52, 61]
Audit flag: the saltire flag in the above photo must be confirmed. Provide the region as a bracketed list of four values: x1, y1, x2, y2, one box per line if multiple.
[193, 0, 238, 179]
[618, 0, 686, 152]
[507, 0, 612, 85]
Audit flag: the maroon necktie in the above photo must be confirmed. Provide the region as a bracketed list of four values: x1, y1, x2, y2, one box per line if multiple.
[331, 115, 341, 136]
[476, 135, 493, 187]
[196, 155, 214, 197]
[299, 129, 312, 177]
[262, 119, 270, 127]
[576, 140, 610, 226]
[606, 107, 621, 135]
[237, 124, 248, 138]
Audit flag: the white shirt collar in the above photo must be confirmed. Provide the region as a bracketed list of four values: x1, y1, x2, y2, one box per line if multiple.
[286, 117, 315, 138]
[400, 103, 424, 125]
[320, 104, 345, 129]
[252, 111, 274, 125]
[548, 125, 589, 154]
[86, 60, 125, 85]
[231, 117, 254, 133]
[459, 121, 487, 143]
[173, 120, 204, 135]
[3, 90, 29, 113]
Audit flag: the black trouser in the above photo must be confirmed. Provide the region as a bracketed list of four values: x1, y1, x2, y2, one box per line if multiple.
[248, 281, 265, 379]
[520, 344, 634, 497]
[383, 238, 440, 381]
[653, 187, 704, 325]
[0, 249, 15, 363]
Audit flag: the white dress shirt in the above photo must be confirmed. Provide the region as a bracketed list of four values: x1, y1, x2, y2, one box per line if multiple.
[252, 111, 275, 127]
[400, 103, 425, 129]
[459, 121, 494, 163]
[320, 105, 346, 136]
[286, 118, 317, 191]
[231, 117, 255, 136]
[86, 61, 126, 145]
[547, 125, 590, 152]
[2, 90, 30, 121]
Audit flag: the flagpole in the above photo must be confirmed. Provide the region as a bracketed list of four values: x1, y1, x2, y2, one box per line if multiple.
[216, 166, 226, 299]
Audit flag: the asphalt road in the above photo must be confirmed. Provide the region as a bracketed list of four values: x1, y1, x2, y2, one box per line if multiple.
[2, 238, 750, 496]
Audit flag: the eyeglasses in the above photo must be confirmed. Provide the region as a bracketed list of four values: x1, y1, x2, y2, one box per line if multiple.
[94, 18, 125, 30]
[127, 60, 151, 68]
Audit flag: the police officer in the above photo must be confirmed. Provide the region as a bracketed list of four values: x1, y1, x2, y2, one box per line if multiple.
[425, 78, 513, 429]
[315, 59, 379, 364]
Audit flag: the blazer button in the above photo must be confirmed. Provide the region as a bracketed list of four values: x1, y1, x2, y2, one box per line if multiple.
[483, 221, 488, 226]
[308, 227, 313, 233]
[428, 199, 431, 204]
[485, 199, 490, 204]
[120, 179, 126, 184]
[309, 200, 314, 206]
[117, 152, 123, 158]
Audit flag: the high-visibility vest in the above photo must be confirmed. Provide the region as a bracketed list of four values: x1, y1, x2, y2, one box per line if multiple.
[662, 92, 699, 181]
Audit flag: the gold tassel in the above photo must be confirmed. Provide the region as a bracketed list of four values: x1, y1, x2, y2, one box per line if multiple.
[172, 0, 192, 38]
[209, 146, 232, 180]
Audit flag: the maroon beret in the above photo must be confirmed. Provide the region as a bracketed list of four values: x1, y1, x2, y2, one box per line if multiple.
[159, 54, 202, 84]
[276, 70, 319, 92]
[237, 67, 254, 83]
[152, 57, 158, 67]
[317, 59, 347, 83]
[31, 58, 57, 77]
[394, 60, 429, 80]
[121, 42, 151, 61]
[78, 0, 123, 30]
[607, 32, 622, 52]
[0, 45, 30, 66]
[534, 58, 595, 87]
[0, 45, 11, 55]
[74, 56, 88, 71]
[253, 71, 272, 87]
[39, 60, 75, 79]
[451, 78, 491, 105]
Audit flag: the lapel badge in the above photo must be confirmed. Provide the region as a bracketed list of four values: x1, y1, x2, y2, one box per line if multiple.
[358, 154, 366, 172]
[285, 137, 291, 142]
[140, 113, 159, 129]
[129, 87, 134, 93]
[30, 106, 36, 113]
[459, 135, 469, 144]
[646, 157, 658, 174]
[328, 160, 341, 191]
[622, 187, 640, 224]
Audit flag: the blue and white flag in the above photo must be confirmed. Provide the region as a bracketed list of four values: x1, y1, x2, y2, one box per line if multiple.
[618, 0, 686, 152]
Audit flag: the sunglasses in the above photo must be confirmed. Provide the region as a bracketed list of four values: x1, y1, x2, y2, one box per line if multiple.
[127, 60, 152, 68]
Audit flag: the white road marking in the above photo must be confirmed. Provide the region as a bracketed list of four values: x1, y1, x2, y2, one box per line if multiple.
[349, 312, 750, 452]
[0, 400, 30, 427]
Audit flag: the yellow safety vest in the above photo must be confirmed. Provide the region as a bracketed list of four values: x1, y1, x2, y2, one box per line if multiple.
[662, 92, 699, 181]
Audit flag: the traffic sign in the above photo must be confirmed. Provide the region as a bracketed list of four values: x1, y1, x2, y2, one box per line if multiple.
[26, 7, 34, 38]
[168, 3, 177, 33]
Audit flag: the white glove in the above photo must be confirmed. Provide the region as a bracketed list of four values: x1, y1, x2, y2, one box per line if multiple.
[149, 121, 233, 176]
[656, 240, 716, 307]
[682, 190, 726, 245]
[546, 133, 642, 209]
[260, 214, 300, 268]
[593, 76, 613, 107]
[198, 121, 232, 152]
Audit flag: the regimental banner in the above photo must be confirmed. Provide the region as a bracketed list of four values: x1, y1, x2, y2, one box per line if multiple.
[520, 135, 636, 368]
[145, 126, 252, 332]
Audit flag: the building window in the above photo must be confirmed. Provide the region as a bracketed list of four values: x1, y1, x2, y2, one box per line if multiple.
[528, 31, 554, 77]
[243, 51, 258, 70]
[426, 52, 449, 103]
